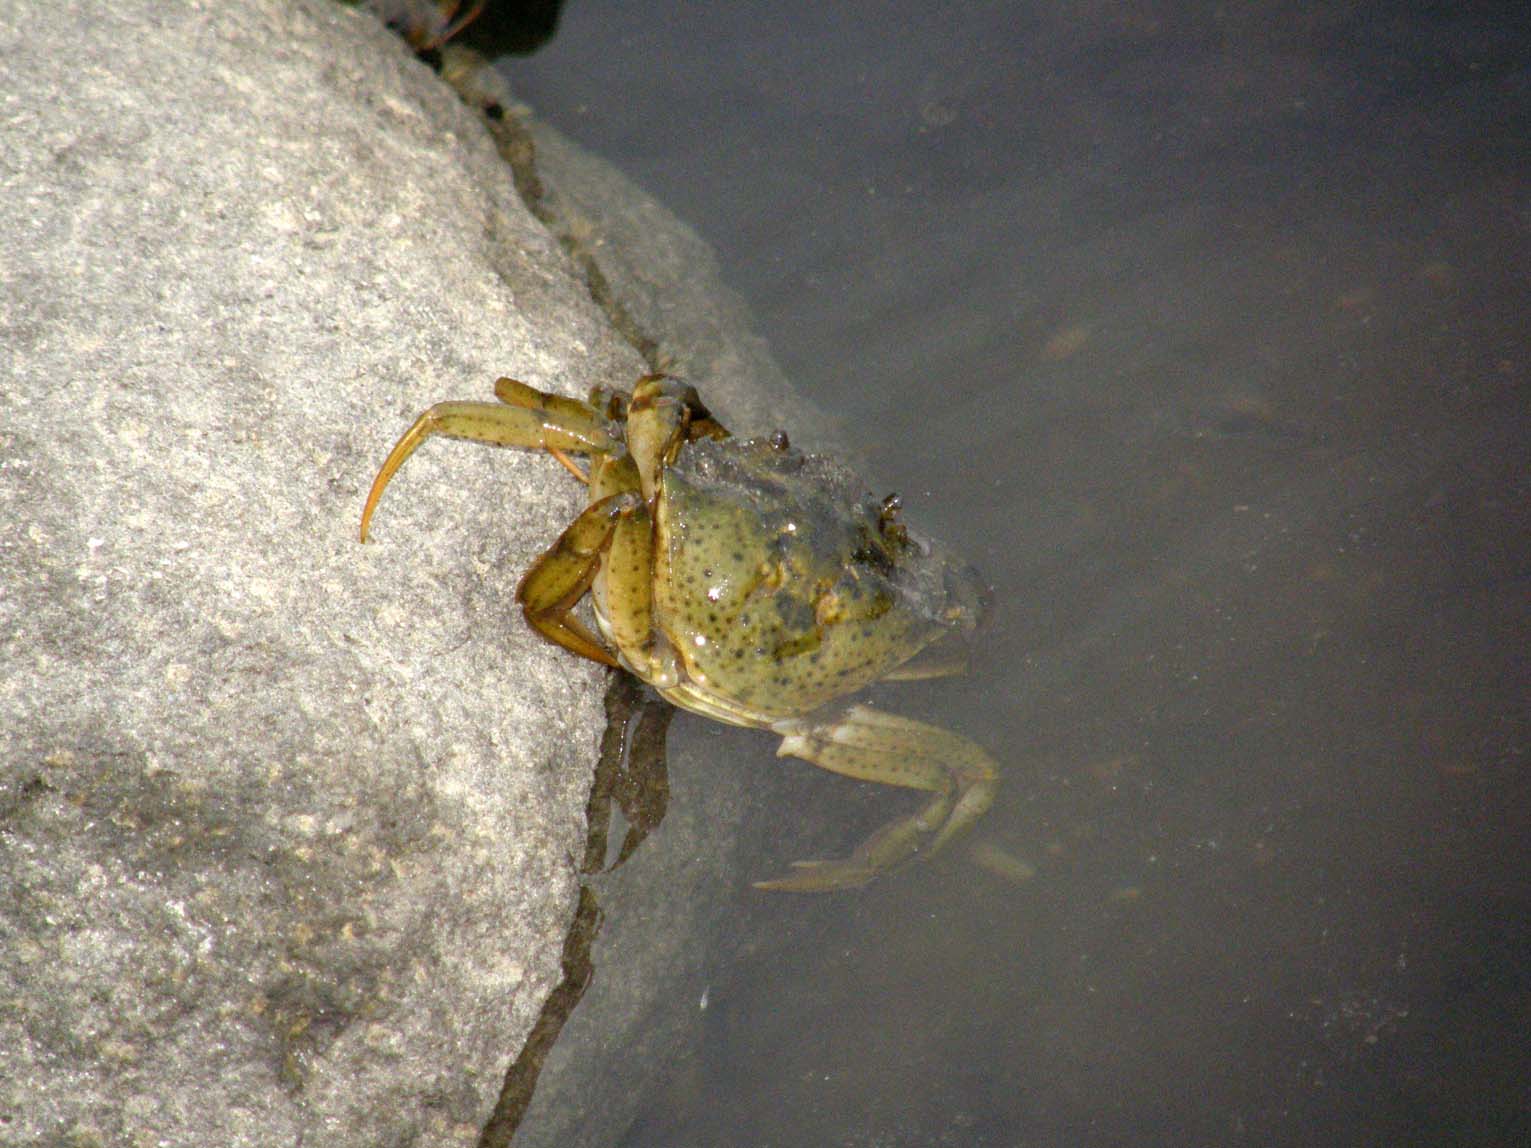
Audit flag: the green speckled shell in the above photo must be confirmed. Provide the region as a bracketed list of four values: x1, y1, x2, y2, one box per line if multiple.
[653, 436, 978, 719]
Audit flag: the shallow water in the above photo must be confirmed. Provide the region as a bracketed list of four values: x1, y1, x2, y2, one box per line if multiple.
[513, 4, 1529, 1144]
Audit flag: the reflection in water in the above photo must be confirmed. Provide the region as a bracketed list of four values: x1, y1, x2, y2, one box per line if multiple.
[514, 3, 1530, 1144]
[587, 672, 674, 875]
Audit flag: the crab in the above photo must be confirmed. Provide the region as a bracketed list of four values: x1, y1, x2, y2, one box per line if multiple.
[360, 375, 999, 891]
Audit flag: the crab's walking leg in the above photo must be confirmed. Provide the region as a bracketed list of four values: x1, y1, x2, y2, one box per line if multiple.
[755, 705, 999, 892]
[515, 491, 648, 667]
[359, 383, 614, 542]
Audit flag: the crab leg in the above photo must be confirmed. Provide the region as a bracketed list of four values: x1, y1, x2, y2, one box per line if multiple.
[359, 383, 615, 542]
[516, 491, 647, 667]
[755, 705, 999, 892]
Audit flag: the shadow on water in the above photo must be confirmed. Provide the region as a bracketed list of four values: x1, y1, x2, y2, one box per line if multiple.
[511, 3, 1530, 1144]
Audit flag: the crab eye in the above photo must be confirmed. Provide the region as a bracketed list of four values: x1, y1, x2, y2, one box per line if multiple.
[769, 430, 790, 452]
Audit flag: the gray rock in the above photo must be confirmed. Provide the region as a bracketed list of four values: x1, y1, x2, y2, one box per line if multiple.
[1, 1, 844, 1143]
[524, 119, 839, 452]
[438, 43, 843, 451]
[0, 1, 638, 1143]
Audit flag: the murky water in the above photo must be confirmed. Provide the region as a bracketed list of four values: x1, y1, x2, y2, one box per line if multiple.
[513, 3, 1529, 1144]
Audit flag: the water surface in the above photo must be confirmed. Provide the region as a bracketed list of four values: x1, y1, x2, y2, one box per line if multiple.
[514, 4, 1530, 1143]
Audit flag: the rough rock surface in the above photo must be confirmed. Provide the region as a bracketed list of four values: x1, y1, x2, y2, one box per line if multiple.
[524, 119, 840, 453]
[0, 1, 638, 1143]
[1, 0, 848, 1143]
